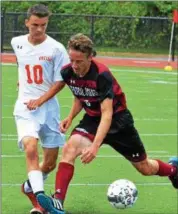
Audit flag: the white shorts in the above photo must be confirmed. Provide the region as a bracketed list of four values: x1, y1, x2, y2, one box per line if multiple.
[14, 98, 65, 150]
[15, 116, 65, 150]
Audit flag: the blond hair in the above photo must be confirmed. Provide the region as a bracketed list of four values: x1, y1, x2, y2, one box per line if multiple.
[68, 33, 96, 57]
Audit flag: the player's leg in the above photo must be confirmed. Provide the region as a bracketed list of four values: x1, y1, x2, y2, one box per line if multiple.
[131, 156, 178, 189]
[22, 147, 59, 214]
[37, 114, 99, 213]
[123, 126, 178, 187]
[37, 134, 92, 214]
[52, 114, 99, 203]
[107, 130, 178, 189]
[105, 109, 178, 189]
[38, 123, 63, 181]
[22, 138, 45, 214]
[40, 147, 59, 174]
[15, 116, 45, 213]
[132, 157, 176, 176]
[23, 136, 44, 193]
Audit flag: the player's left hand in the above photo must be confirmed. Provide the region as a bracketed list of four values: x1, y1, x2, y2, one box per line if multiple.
[24, 98, 43, 110]
[81, 145, 99, 164]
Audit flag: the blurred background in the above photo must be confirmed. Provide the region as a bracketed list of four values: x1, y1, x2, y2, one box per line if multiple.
[1, 1, 178, 58]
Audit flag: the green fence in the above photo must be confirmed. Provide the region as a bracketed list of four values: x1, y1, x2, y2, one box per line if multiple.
[1, 11, 176, 53]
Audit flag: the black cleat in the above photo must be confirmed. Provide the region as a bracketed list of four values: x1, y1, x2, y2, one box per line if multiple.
[168, 157, 178, 189]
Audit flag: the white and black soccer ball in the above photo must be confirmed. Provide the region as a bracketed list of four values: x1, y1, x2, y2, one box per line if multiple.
[107, 179, 138, 209]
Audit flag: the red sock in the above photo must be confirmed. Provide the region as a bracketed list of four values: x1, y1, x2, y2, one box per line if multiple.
[156, 159, 177, 176]
[55, 162, 74, 201]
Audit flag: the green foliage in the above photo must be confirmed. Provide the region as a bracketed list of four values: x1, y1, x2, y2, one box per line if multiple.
[2, 1, 176, 16]
[1, 1, 177, 52]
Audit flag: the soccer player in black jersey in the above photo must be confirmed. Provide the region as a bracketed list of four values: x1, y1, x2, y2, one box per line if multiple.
[37, 33, 178, 214]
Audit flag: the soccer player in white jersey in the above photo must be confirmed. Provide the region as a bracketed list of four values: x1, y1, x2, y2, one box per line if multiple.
[11, 4, 69, 214]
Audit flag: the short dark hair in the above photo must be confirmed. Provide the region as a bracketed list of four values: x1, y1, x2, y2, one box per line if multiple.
[68, 33, 96, 57]
[27, 4, 51, 19]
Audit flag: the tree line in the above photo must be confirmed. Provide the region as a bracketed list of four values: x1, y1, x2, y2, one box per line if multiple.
[2, 1, 177, 52]
[2, 1, 177, 17]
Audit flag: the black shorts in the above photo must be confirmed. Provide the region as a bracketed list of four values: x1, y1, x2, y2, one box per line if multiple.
[71, 109, 147, 162]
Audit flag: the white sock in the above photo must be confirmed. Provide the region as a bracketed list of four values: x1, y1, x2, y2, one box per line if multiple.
[28, 170, 44, 194]
[24, 181, 32, 193]
[24, 172, 49, 193]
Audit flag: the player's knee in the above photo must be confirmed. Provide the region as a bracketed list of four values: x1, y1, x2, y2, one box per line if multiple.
[62, 141, 78, 157]
[61, 142, 79, 164]
[133, 160, 153, 176]
[41, 162, 56, 173]
[24, 142, 38, 160]
[137, 167, 152, 176]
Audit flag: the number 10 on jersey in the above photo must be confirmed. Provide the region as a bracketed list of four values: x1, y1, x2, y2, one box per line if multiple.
[25, 64, 43, 84]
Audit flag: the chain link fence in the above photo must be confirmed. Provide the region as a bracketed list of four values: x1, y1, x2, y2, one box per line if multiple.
[1, 11, 175, 53]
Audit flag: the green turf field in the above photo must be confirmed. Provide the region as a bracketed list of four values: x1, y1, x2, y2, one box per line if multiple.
[2, 64, 178, 214]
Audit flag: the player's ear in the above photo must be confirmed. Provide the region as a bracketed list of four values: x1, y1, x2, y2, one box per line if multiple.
[88, 54, 92, 61]
[25, 19, 29, 27]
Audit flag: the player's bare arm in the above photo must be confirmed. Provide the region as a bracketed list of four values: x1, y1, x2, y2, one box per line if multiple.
[60, 97, 83, 133]
[81, 98, 113, 164]
[25, 81, 65, 110]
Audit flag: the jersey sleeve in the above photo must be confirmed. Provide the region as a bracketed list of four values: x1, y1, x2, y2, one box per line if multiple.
[11, 38, 18, 65]
[97, 71, 114, 102]
[53, 46, 70, 82]
[60, 68, 66, 82]
[11, 38, 16, 52]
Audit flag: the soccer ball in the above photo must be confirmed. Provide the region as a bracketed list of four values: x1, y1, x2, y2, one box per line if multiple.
[107, 179, 138, 209]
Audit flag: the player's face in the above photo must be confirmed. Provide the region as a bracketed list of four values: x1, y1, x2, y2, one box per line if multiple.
[25, 15, 49, 42]
[69, 49, 92, 77]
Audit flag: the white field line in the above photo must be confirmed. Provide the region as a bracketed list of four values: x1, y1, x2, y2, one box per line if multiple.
[1, 133, 177, 138]
[2, 116, 177, 121]
[133, 60, 161, 64]
[1, 182, 171, 187]
[111, 68, 177, 75]
[1, 155, 175, 158]
[150, 80, 177, 85]
[1, 133, 178, 141]
[2, 63, 17, 66]
[2, 63, 177, 75]
[1, 148, 169, 154]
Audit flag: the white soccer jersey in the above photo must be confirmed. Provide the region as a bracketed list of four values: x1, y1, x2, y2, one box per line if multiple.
[11, 34, 69, 101]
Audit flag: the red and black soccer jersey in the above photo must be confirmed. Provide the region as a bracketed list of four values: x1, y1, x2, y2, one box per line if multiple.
[61, 59, 127, 117]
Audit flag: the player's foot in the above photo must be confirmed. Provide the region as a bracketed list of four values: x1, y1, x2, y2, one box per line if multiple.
[37, 193, 65, 214]
[168, 157, 178, 189]
[21, 183, 46, 213]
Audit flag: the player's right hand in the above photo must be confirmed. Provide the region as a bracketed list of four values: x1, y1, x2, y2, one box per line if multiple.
[59, 117, 72, 133]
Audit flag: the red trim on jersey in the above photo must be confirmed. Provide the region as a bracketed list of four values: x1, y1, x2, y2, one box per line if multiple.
[61, 63, 71, 70]
[113, 80, 123, 94]
[71, 131, 95, 141]
[115, 105, 127, 113]
[92, 59, 110, 74]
